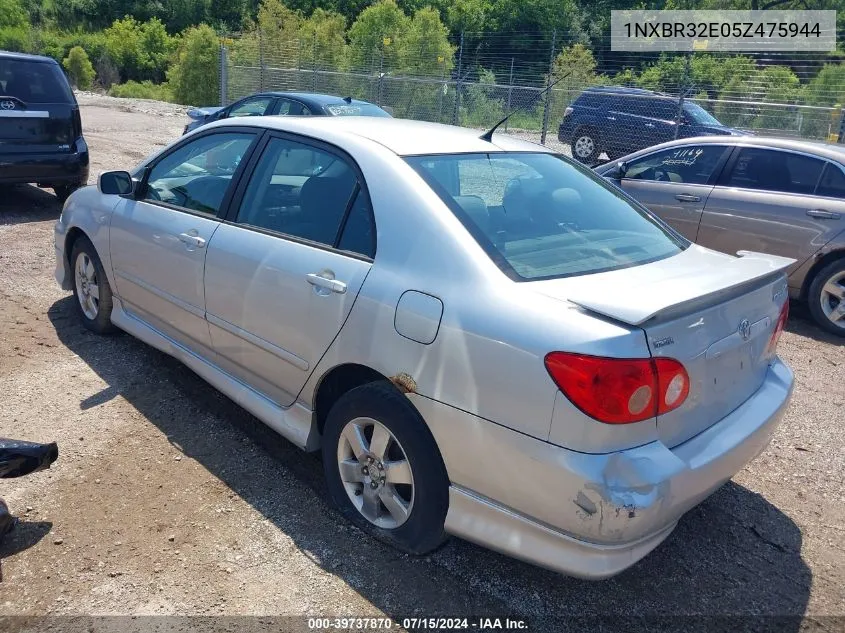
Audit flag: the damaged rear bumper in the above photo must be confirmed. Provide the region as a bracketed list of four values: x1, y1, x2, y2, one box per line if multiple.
[411, 358, 793, 580]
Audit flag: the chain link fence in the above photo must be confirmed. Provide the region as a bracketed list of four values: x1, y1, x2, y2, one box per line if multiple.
[218, 29, 845, 160]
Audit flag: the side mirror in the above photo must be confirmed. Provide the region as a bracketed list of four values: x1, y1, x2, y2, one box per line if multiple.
[98, 171, 133, 195]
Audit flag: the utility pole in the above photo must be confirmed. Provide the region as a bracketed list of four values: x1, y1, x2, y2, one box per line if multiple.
[452, 31, 464, 126]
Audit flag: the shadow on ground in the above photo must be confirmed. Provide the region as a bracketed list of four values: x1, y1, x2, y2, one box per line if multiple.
[48, 295, 811, 631]
[0, 186, 63, 225]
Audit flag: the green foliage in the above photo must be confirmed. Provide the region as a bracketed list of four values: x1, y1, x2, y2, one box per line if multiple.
[104, 17, 175, 82]
[108, 79, 174, 101]
[167, 24, 219, 105]
[63, 45, 95, 89]
[299, 9, 349, 70]
[0, 26, 33, 52]
[401, 7, 453, 76]
[0, 0, 29, 29]
[348, 0, 410, 71]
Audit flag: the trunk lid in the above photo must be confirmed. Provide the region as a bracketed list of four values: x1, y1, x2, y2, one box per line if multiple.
[0, 57, 77, 155]
[531, 246, 794, 448]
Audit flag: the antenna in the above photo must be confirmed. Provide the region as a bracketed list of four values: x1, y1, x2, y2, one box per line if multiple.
[343, 96, 352, 103]
[479, 70, 574, 143]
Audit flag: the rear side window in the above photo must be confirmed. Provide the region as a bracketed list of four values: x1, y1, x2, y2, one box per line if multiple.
[624, 145, 729, 185]
[0, 59, 73, 103]
[815, 163, 845, 198]
[407, 152, 687, 281]
[235, 136, 374, 256]
[724, 148, 825, 195]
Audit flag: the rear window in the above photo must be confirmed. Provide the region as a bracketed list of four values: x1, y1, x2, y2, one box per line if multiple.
[323, 103, 391, 117]
[407, 152, 687, 281]
[0, 59, 73, 104]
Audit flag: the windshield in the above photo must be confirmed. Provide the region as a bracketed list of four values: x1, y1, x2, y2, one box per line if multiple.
[0, 59, 73, 104]
[683, 102, 722, 126]
[324, 103, 391, 117]
[407, 152, 687, 281]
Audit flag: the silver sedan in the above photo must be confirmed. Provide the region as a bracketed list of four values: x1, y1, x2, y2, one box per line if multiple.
[54, 116, 795, 579]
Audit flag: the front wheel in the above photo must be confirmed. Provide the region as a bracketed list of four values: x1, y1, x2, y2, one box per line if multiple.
[71, 236, 117, 334]
[322, 381, 449, 555]
[808, 259, 845, 337]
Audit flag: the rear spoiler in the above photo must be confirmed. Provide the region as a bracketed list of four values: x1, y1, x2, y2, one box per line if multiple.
[568, 251, 795, 326]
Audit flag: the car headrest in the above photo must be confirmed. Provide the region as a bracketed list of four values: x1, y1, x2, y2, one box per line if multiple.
[453, 195, 490, 234]
[299, 173, 357, 244]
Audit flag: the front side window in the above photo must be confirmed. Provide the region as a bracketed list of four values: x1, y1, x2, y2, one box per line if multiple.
[407, 152, 686, 281]
[228, 97, 273, 118]
[144, 132, 254, 214]
[624, 145, 729, 185]
[725, 148, 825, 195]
[236, 137, 371, 252]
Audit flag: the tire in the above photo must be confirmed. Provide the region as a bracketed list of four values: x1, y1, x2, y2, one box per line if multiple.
[322, 381, 449, 555]
[70, 236, 117, 335]
[808, 258, 845, 337]
[54, 182, 83, 204]
[571, 127, 601, 164]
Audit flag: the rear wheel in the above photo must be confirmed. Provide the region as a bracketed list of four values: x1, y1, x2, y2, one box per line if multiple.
[322, 381, 449, 555]
[71, 236, 117, 335]
[54, 182, 83, 203]
[571, 127, 601, 164]
[808, 259, 845, 337]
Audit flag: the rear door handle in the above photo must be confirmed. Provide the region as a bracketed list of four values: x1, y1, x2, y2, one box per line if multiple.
[675, 193, 701, 202]
[306, 273, 347, 294]
[178, 232, 206, 248]
[806, 208, 841, 220]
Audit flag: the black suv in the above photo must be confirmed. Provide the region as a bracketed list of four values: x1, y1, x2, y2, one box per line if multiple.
[558, 86, 745, 164]
[0, 51, 89, 202]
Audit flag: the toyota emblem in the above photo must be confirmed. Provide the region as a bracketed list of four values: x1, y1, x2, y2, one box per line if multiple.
[0, 100, 15, 110]
[738, 319, 751, 341]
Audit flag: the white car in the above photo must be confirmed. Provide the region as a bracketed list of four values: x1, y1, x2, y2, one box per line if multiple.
[54, 116, 794, 579]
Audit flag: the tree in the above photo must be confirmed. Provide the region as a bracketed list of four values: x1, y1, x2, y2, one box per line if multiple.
[168, 24, 220, 105]
[63, 45, 95, 89]
[401, 7, 453, 76]
[299, 9, 349, 70]
[0, 0, 28, 29]
[348, 0, 410, 71]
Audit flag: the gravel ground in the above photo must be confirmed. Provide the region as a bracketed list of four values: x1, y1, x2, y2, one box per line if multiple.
[0, 93, 844, 631]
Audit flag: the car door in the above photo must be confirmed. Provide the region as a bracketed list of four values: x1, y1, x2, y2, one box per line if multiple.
[697, 147, 844, 277]
[109, 129, 259, 355]
[609, 143, 732, 241]
[204, 133, 375, 406]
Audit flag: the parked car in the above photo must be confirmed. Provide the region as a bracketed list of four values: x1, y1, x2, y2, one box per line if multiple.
[595, 136, 845, 336]
[183, 92, 392, 134]
[0, 51, 89, 201]
[55, 116, 794, 579]
[559, 86, 747, 165]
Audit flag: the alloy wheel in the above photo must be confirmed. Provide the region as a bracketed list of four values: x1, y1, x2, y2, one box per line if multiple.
[336, 417, 415, 529]
[820, 270, 845, 330]
[74, 252, 100, 320]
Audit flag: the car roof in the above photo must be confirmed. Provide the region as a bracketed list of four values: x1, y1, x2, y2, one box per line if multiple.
[0, 51, 59, 65]
[582, 86, 668, 98]
[199, 115, 546, 156]
[242, 91, 380, 108]
[624, 135, 845, 163]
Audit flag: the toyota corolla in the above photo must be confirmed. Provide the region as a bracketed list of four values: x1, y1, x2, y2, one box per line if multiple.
[54, 116, 794, 579]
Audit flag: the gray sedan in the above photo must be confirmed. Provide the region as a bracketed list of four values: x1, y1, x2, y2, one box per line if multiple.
[55, 117, 793, 579]
[595, 136, 845, 336]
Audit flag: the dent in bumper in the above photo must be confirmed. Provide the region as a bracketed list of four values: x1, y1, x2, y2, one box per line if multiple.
[415, 358, 794, 578]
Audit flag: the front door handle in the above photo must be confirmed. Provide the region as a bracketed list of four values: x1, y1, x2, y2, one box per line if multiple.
[178, 232, 206, 248]
[675, 193, 701, 202]
[306, 273, 347, 294]
[806, 208, 841, 220]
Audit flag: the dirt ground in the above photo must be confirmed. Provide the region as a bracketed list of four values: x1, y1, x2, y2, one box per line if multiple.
[0, 93, 844, 631]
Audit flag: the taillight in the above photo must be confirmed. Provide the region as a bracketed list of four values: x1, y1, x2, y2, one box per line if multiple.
[766, 300, 789, 357]
[544, 352, 690, 424]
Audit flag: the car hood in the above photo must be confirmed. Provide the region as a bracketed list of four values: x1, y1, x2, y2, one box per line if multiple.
[186, 106, 223, 120]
